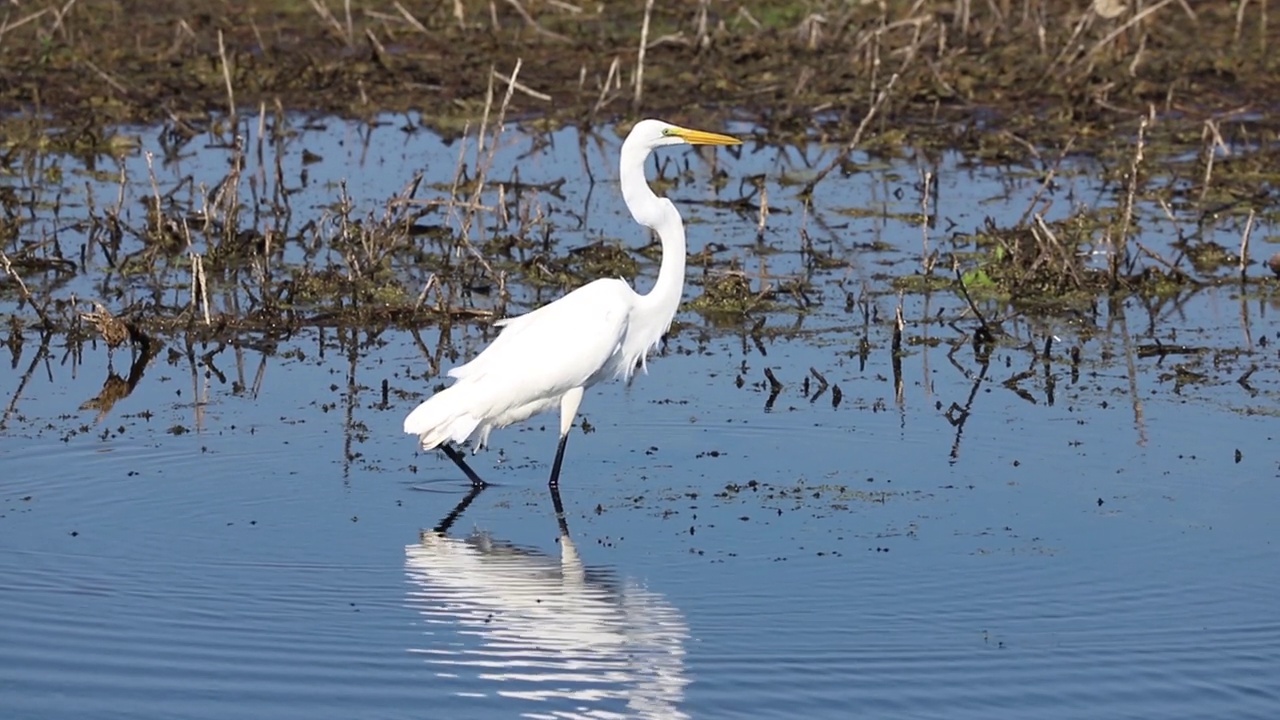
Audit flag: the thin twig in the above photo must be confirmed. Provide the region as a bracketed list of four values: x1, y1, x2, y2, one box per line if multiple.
[414, 273, 438, 311]
[593, 56, 621, 115]
[191, 253, 212, 325]
[1130, 239, 1186, 278]
[1199, 119, 1227, 206]
[802, 22, 923, 195]
[919, 167, 934, 274]
[1239, 209, 1255, 282]
[491, 69, 552, 101]
[1114, 116, 1148, 288]
[502, 0, 569, 41]
[802, 72, 900, 195]
[218, 30, 236, 120]
[756, 181, 769, 241]
[306, 0, 353, 45]
[81, 59, 130, 96]
[455, 60, 523, 282]
[951, 255, 996, 339]
[0, 8, 50, 41]
[0, 249, 53, 329]
[393, 1, 429, 33]
[49, 0, 77, 38]
[634, 0, 655, 109]
[1017, 136, 1076, 226]
[1085, 0, 1176, 60]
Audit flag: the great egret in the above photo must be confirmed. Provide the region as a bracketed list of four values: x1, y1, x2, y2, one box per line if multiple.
[404, 119, 740, 488]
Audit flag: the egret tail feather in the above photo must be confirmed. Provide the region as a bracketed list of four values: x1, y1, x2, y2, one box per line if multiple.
[403, 388, 482, 450]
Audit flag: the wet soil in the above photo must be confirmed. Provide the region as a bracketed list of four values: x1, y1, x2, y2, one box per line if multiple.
[3, 0, 1279, 147]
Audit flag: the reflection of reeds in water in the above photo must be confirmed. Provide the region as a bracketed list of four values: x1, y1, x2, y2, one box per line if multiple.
[405, 528, 689, 719]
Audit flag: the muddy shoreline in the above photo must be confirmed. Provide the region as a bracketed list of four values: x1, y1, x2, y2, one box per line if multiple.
[3, 1, 1278, 144]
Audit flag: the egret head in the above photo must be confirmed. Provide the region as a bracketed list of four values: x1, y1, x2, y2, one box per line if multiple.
[626, 119, 741, 151]
[619, 119, 740, 231]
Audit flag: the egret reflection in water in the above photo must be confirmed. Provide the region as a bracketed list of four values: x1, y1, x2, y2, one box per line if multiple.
[404, 487, 690, 719]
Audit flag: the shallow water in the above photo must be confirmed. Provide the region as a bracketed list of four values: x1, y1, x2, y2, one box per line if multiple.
[2, 119, 1279, 719]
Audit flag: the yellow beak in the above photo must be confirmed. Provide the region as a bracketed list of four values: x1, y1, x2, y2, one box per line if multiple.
[671, 126, 741, 146]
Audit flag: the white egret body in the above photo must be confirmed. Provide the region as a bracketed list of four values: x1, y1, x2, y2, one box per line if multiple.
[404, 119, 740, 487]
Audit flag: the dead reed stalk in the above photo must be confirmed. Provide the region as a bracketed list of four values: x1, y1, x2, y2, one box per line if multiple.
[190, 253, 211, 325]
[491, 67, 551, 101]
[218, 29, 236, 120]
[82, 59, 131, 96]
[634, 0, 655, 109]
[802, 18, 923, 195]
[1199, 119, 1227, 206]
[0, 249, 52, 328]
[1017, 136, 1076, 227]
[919, 167, 935, 275]
[1238, 209, 1255, 282]
[755, 181, 769, 242]
[0, 7, 51, 42]
[1085, 0, 1176, 61]
[1113, 116, 1148, 288]
[593, 56, 622, 115]
[892, 297, 905, 406]
[801, 71, 900, 196]
[307, 0, 354, 46]
[393, 1, 429, 34]
[503, 0, 569, 41]
[443, 59, 524, 289]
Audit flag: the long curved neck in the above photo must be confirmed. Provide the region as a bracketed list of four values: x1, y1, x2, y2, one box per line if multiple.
[620, 142, 686, 330]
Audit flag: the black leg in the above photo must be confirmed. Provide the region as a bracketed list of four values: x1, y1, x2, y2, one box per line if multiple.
[430, 482, 488, 535]
[548, 483, 571, 537]
[440, 443, 488, 488]
[548, 433, 570, 488]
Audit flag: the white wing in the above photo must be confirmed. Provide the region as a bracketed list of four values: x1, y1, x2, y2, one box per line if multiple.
[446, 278, 637, 420]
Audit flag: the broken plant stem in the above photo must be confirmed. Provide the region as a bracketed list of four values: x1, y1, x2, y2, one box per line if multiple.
[1086, 0, 1177, 60]
[803, 58, 911, 196]
[393, 1, 429, 33]
[919, 167, 934, 274]
[1239, 209, 1255, 281]
[218, 29, 236, 121]
[1017, 136, 1076, 226]
[491, 68, 551, 101]
[191, 253, 212, 325]
[1199, 119, 1227, 206]
[951, 254, 995, 341]
[502, 0, 569, 41]
[1114, 116, 1148, 289]
[593, 56, 621, 115]
[0, 249, 53, 329]
[634, 0, 654, 109]
[756, 180, 769, 241]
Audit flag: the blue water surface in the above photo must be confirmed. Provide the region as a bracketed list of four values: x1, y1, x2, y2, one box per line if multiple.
[2, 117, 1278, 719]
